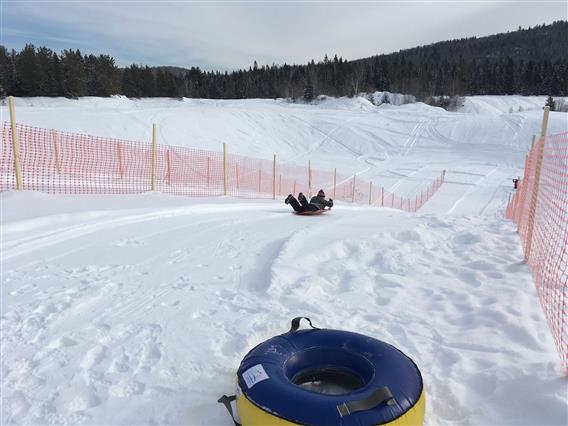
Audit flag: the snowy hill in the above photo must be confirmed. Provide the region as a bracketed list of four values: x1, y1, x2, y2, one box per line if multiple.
[1, 95, 567, 425]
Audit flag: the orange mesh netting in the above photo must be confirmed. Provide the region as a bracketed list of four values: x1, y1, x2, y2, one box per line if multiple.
[506, 132, 568, 368]
[1, 121, 444, 212]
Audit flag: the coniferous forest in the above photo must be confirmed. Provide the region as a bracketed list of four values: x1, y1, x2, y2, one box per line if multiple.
[1, 21, 566, 100]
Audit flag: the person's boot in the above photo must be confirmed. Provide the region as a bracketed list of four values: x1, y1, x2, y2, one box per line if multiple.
[285, 194, 293, 204]
[298, 192, 304, 201]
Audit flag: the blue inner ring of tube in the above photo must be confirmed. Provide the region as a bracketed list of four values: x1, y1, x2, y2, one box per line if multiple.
[284, 347, 375, 395]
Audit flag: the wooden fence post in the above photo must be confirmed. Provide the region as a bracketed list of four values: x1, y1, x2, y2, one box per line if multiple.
[414, 194, 418, 212]
[351, 175, 356, 203]
[308, 160, 312, 196]
[369, 181, 372, 205]
[258, 168, 262, 193]
[272, 154, 276, 200]
[51, 129, 61, 175]
[293, 180, 296, 195]
[279, 174, 282, 196]
[8, 96, 23, 190]
[151, 124, 157, 191]
[236, 164, 239, 191]
[333, 168, 337, 200]
[116, 142, 124, 178]
[166, 149, 171, 185]
[524, 106, 550, 262]
[223, 143, 228, 196]
[391, 192, 394, 208]
[207, 157, 211, 188]
[381, 187, 384, 207]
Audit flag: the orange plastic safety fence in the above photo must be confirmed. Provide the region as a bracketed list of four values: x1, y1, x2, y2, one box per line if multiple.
[1, 121, 445, 212]
[506, 132, 568, 368]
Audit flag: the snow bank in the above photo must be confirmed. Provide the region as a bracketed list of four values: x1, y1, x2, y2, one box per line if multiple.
[1, 193, 565, 425]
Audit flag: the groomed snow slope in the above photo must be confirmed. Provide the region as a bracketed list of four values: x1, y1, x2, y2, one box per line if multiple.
[1, 96, 567, 425]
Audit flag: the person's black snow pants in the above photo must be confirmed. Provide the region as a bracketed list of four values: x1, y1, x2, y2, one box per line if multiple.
[289, 195, 319, 212]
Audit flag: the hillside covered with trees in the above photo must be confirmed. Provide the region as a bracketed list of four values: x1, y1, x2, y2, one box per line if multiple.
[1, 21, 566, 100]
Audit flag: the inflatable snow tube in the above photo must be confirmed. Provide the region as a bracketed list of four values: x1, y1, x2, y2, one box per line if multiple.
[228, 317, 425, 426]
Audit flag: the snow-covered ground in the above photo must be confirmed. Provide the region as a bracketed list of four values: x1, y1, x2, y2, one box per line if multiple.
[1, 96, 567, 425]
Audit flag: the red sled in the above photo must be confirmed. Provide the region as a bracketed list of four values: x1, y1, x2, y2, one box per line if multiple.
[293, 208, 331, 216]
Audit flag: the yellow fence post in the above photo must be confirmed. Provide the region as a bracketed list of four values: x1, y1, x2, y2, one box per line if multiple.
[368, 181, 372, 205]
[273, 154, 276, 200]
[117, 142, 124, 178]
[151, 124, 157, 191]
[333, 168, 337, 200]
[166, 149, 171, 185]
[207, 157, 211, 188]
[223, 143, 228, 196]
[524, 106, 550, 262]
[308, 160, 312, 196]
[236, 164, 239, 191]
[351, 175, 356, 203]
[8, 96, 23, 190]
[51, 129, 61, 175]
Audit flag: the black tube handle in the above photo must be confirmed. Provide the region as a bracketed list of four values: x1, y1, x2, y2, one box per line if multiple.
[337, 386, 396, 417]
[289, 317, 319, 332]
[217, 394, 241, 426]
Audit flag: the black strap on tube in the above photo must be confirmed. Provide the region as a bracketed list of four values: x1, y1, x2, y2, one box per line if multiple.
[337, 386, 396, 417]
[289, 317, 319, 332]
[217, 394, 242, 426]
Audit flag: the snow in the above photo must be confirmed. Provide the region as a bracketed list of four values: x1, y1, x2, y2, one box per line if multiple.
[1, 95, 567, 425]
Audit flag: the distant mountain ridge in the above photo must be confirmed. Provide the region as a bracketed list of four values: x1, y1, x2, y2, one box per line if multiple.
[1, 21, 566, 99]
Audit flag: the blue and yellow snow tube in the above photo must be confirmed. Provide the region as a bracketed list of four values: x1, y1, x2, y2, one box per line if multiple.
[221, 317, 425, 425]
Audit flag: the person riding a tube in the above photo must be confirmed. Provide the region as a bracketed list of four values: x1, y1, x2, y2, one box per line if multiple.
[285, 189, 333, 213]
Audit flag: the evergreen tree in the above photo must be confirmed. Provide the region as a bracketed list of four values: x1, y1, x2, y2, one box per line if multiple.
[15, 44, 45, 96]
[0, 46, 16, 97]
[545, 95, 556, 111]
[303, 77, 314, 102]
[60, 49, 86, 98]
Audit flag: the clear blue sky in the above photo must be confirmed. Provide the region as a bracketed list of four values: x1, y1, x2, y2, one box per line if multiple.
[1, 1, 566, 71]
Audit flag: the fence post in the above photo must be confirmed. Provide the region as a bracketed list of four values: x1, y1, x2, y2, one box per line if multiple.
[166, 149, 171, 185]
[151, 124, 157, 191]
[333, 168, 337, 200]
[273, 154, 276, 200]
[116, 142, 124, 178]
[293, 180, 296, 195]
[391, 192, 394, 208]
[8, 96, 23, 190]
[381, 187, 384, 207]
[351, 175, 356, 203]
[414, 194, 418, 212]
[308, 160, 312, 196]
[524, 106, 550, 262]
[279, 174, 282, 196]
[258, 168, 261, 193]
[236, 164, 239, 191]
[51, 129, 61, 175]
[369, 181, 372, 205]
[223, 143, 227, 196]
